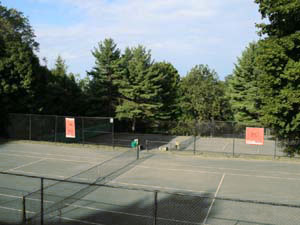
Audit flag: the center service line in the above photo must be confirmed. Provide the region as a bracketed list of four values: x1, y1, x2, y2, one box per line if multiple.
[203, 173, 225, 225]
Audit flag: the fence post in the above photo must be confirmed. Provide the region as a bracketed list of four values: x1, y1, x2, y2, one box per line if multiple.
[112, 118, 115, 149]
[274, 138, 277, 159]
[54, 116, 58, 143]
[153, 191, 158, 225]
[22, 196, 26, 223]
[232, 137, 235, 157]
[232, 122, 235, 157]
[29, 114, 32, 140]
[146, 140, 148, 152]
[82, 117, 85, 145]
[58, 209, 62, 223]
[41, 177, 44, 225]
[136, 145, 140, 160]
[193, 136, 196, 155]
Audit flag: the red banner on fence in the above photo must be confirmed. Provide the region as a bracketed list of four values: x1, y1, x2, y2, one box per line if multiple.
[65, 118, 75, 138]
[245, 127, 264, 145]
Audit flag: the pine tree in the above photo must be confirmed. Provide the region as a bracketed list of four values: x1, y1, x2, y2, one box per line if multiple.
[148, 62, 181, 120]
[228, 42, 261, 124]
[45, 56, 83, 115]
[114, 46, 162, 131]
[87, 38, 120, 116]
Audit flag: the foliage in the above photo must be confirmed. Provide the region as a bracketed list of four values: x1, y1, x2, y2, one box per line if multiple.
[114, 46, 163, 131]
[254, 0, 300, 154]
[0, 2, 41, 134]
[44, 56, 85, 115]
[148, 62, 181, 120]
[227, 42, 261, 123]
[87, 38, 121, 117]
[256, 36, 300, 135]
[180, 64, 230, 122]
[255, 0, 300, 37]
[0, 3, 38, 50]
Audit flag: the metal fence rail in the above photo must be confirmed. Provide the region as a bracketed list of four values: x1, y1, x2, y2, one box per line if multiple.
[1, 171, 300, 225]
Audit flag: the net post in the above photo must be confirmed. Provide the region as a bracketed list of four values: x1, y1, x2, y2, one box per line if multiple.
[153, 191, 158, 225]
[22, 196, 26, 223]
[146, 140, 148, 152]
[41, 177, 44, 225]
[136, 145, 140, 160]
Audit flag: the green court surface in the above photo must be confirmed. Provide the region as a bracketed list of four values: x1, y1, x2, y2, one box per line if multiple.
[0, 141, 300, 225]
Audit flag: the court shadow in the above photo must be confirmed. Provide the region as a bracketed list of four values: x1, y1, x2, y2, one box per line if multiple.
[0, 139, 9, 146]
[42, 191, 215, 225]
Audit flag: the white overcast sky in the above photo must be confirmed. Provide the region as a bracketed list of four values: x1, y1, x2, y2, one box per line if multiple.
[2, 0, 262, 79]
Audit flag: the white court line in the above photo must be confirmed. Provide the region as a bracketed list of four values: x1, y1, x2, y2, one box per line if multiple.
[3, 149, 106, 161]
[11, 170, 66, 179]
[222, 142, 231, 151]
[0, 193, 24, 199]
[137, 165, 221, 175]
[0, 205, 34, 214]
[109, 181, 213, 194]
[0, 193, 54, 204]
[135, 165, 300, 181]
[203, 173, 225, 224]
[60, 217, 105, 225]
[5, 159, 46, 172]
[141, 161, 300, 177]
[0, 152, 97, 164]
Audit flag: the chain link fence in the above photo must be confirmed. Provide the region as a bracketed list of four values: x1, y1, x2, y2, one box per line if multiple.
[4, 113, 299, 158]
[1, 171, 300, 225]
[6, 113, 113, 146]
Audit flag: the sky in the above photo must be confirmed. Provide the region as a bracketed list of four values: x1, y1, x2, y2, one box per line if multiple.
[2, 0, 262, 80]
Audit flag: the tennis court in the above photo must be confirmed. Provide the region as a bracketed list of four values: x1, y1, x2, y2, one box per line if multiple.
[1, 141, 300, 225]
[190, 137, 284, 156]
[146, 136, 288, 158]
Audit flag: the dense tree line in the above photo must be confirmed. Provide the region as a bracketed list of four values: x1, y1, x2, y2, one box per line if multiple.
[0, 2, 229, 135]
[1, 1, 300, 153]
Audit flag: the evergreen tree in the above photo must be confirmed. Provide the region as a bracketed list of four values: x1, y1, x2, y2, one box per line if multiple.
[52, 55, 68, 76]
[114, 46, 161, 131]
[228, 42, 261, 124]
[87, 38, 120, 116]
[45, 56, 84, 115]
[149, 62, 181, 120]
